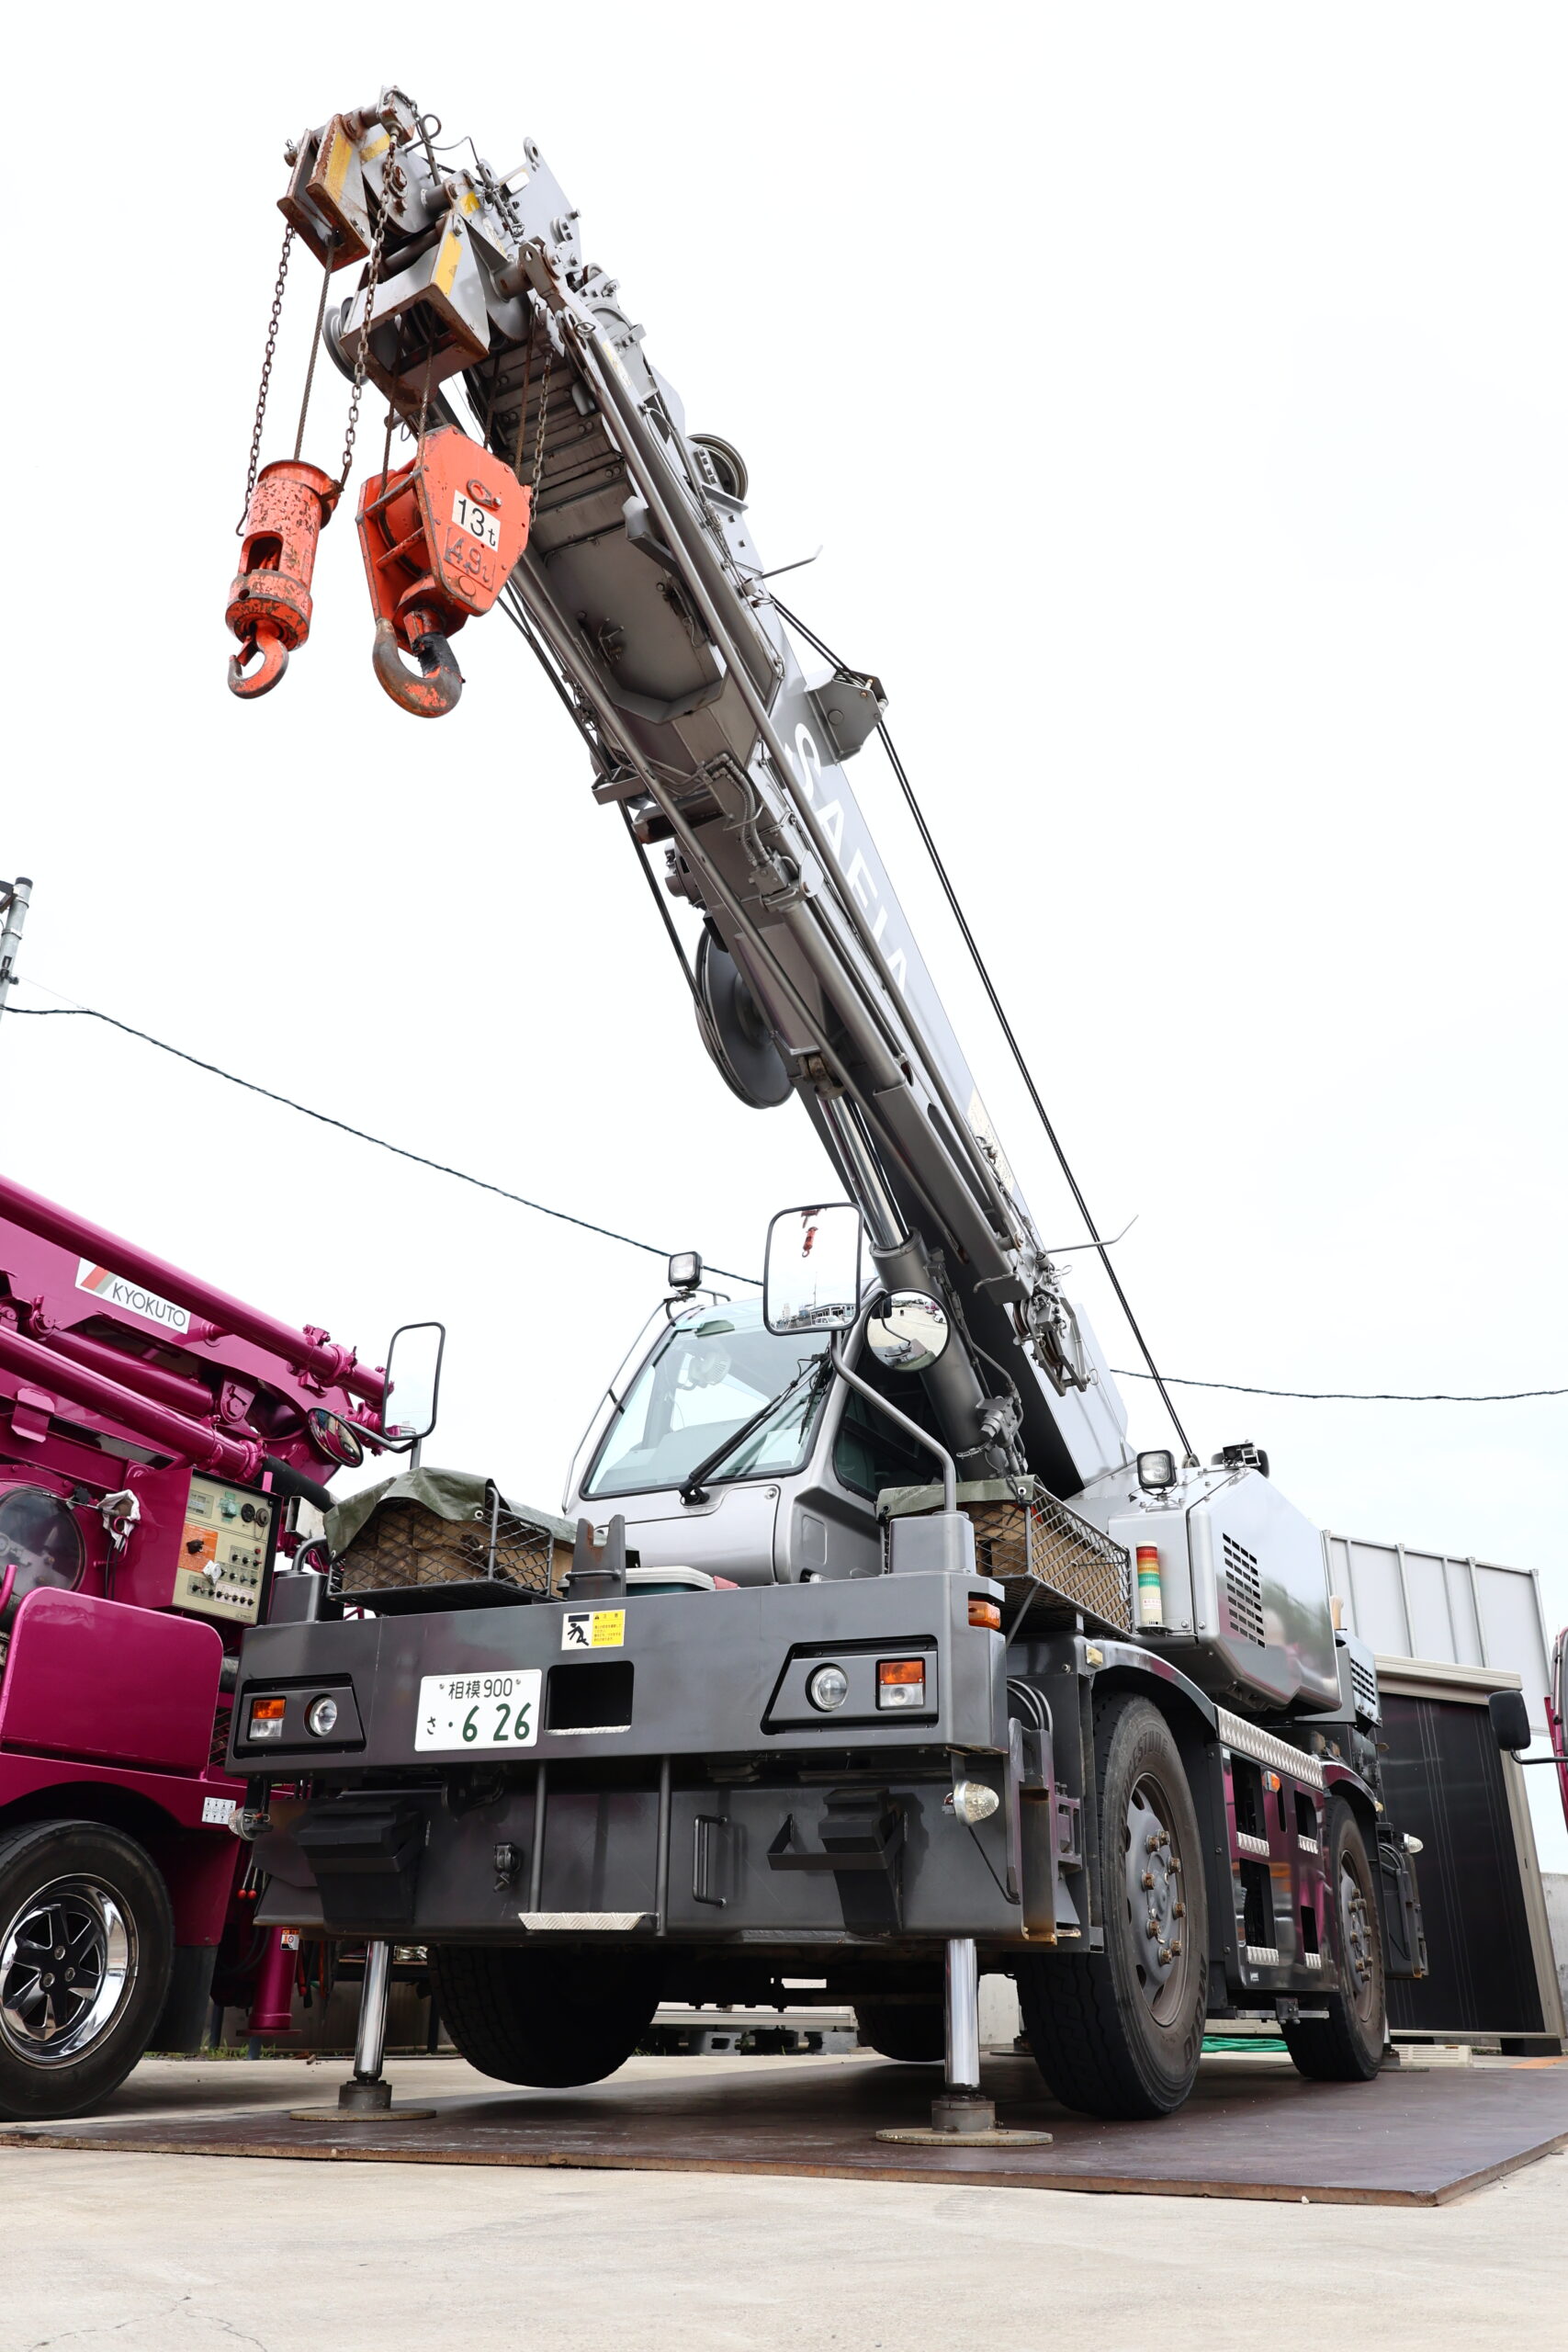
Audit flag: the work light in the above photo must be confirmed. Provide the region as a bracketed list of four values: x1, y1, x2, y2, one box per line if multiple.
[807, 1663, 849, 1712]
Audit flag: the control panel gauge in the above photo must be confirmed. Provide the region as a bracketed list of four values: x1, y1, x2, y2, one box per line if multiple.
[172, 1477, 275, 1624]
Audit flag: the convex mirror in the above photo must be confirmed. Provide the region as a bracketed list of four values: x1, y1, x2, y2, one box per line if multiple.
[763, 1204, 863, 1335]
[307, 1408, 366, 1469]
[865, 1291, 951, 1374]
[382, 1321, 446, 1446]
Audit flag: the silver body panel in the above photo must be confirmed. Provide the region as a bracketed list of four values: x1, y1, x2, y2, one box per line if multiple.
[1077, 1464, 1339, 1714]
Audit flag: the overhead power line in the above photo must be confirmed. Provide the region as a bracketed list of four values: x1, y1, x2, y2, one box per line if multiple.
[8, 1001, 755, 1285]
[1109, 1367, 1566, 1403]
[8, 1000, 1562, 1404]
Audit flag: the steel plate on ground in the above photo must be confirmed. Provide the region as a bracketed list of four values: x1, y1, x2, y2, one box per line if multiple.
[4, 2053, 1565, 2206]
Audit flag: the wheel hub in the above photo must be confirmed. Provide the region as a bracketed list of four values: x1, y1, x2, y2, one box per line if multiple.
[0, 1878, 133, 2066]
[1123, 1776, 1185, 2007]
[1339, 1854, 1375, 2014]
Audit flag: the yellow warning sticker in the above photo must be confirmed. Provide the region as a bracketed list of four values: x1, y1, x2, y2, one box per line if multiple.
[561, 1609, 626, 1652]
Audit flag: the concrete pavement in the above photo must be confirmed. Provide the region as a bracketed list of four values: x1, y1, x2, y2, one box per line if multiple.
[1, 2056, 1562, 2351]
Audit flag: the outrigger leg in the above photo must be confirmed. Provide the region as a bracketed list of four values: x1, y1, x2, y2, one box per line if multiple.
[288, 1939, 436, 2124]
[931, 1937, 994, 2133]
[874, 1938, 1053, 2148]
[338, 1938, 394, 2113]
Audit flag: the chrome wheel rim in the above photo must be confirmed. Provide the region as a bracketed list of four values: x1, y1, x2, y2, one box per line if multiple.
[1122, 1773, 1190, 2021]
[0, 1876, 135, 2066]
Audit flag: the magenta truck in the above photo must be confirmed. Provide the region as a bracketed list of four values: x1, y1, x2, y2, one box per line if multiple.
[0, 1171, 385, 2120]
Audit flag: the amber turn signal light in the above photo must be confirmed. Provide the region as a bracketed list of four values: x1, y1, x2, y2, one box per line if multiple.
[967, 1597, 1001, 1630]
[247, 1695, 286, 1740]
[876, 1657, 926, 1710]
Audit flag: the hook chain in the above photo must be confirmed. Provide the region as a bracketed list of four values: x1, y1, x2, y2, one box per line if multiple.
[237, 224, 295, 532]
[531, 343, 553, 514]
[339, 203, 390, 491]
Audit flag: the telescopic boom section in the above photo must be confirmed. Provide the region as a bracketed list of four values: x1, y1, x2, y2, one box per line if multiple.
[274, 90, 1130, 1494]
[0, 1173, 383, 1408]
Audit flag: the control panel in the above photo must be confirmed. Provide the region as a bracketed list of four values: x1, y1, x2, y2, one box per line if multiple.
[172, 1476, 275, 1625]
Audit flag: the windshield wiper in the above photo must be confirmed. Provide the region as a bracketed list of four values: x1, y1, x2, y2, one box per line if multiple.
[678, 1358, 828, 1506]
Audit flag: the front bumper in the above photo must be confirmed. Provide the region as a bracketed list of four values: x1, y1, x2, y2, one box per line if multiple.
[232, 1575, 1078, 1949]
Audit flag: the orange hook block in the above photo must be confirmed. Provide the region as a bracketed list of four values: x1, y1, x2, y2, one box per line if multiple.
[356, 426, 531, 718]
[226, 461, 340, 699]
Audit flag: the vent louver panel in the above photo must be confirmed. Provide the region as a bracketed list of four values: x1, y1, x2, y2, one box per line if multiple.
[1349, 1652, 1381, 1722]
[1221, 1533, 1267, 1645]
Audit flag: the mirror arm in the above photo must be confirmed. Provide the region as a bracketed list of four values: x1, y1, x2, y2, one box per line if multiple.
[830, 1306, 957, 1514]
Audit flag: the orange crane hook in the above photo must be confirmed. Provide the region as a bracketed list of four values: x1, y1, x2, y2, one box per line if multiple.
[226, 461, 339, 699]
[356, 426, 531, 718]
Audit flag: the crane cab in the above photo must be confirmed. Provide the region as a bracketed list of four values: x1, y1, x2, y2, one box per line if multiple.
[563, 1293, 946, 1587]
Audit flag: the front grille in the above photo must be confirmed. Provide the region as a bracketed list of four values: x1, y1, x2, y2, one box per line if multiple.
[1221, 1534, 1267, 1645]
[331, 1492, 569, 1600]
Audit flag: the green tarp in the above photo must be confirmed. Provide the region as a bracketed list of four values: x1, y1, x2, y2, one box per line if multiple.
[324, 1464, 577, 1556]
[876, 1476, 1041, 1521]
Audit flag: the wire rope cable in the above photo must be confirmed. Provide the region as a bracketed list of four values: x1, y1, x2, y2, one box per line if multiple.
[774, 597, 1200, 1459]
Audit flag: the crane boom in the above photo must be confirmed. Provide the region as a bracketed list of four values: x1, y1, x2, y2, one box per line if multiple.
[281, 89, 1132, 1497]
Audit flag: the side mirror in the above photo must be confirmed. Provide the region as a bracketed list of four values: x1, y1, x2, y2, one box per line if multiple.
[763, 1204, 863, 1336]
[306, 1407, 366, 1469]
[1487, 1688, 1532, 1755]
[382, 1321, 446, 1448]
[865, 1291, 950, 1374]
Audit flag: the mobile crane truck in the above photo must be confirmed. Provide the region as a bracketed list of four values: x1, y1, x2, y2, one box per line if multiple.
[226, 89, 1444, 2130]
[0, 1152, 412, 2120]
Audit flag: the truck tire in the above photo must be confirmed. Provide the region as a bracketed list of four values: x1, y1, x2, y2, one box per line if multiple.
[1018, 1694, 1207, 2120]
[1281, 1799, 1385, 2081]
[0, 1819, 174, 2123]
[853, 2002, 944, 2062]
[428, 1943, 661, 2086]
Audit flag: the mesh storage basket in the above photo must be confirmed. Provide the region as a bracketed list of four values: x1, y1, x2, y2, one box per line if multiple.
[882, 1480, 1133, 1635]
[967, 1489, 1133, 1634]
[331, 1492, 569, 1600]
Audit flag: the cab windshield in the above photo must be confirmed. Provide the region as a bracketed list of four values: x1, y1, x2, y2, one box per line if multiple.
[583, 1302, 831, 1500]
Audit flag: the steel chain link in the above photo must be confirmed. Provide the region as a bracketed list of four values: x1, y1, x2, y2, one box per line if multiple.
[339, 204, 390, 490]
[237, 224, 295, 532]
[531, 344, 554, 516]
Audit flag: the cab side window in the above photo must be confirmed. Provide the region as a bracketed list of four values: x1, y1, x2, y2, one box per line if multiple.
[833, 1387, 938, 1500]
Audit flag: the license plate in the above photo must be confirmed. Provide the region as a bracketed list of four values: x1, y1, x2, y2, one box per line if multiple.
[452, 489, 501, 551]
[414, 1670, 540, 1753]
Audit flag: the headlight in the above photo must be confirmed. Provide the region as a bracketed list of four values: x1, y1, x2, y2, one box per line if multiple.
[305, 1694, 340, 1738]
[807, 1664, 849, 1712]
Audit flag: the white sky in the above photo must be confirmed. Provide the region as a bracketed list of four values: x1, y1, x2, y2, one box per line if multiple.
[5, 6, 1564, 1860]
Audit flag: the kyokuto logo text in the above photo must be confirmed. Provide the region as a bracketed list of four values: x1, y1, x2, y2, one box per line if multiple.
[75, 1261, 193, 1335]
